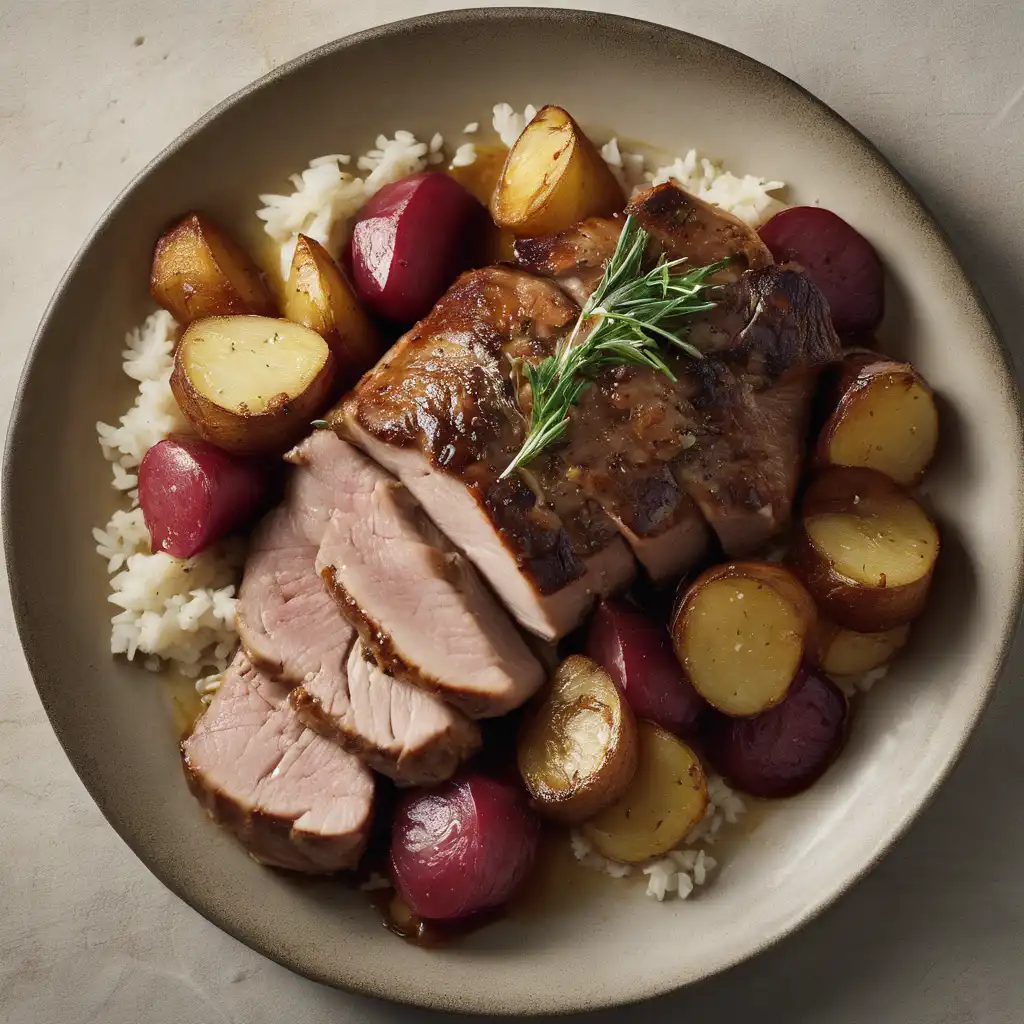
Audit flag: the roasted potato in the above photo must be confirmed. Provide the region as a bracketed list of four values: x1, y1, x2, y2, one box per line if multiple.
[150, 213, 275, 324]
[671, 562, 817, 718]
[814, 618, 909, 677]
[789, 467, 940, 633]
[582, 722, 707, 863]
[816, 351, 938, 486]
[517, 655, 637, 823]
[170, 315, 335, 455]
[490, 105, 625, 237]
[282, 234, 381, 390]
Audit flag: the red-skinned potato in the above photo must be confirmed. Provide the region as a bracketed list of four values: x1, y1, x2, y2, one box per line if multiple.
[788, 466, 940, 633]
[350, 172, 487, 324]
[282, 234, 382, 391]
[585, 598, 706, 738]
[672, 562, 817, 718]
[390, 773, 540, 921]
[705, 666, 849, 798]
[150, 213, 275, 324]
[816, 350, 939, 486]
[138, 437, 270, 557]
[759, 206, 884, 335]
[170, 315, 335, 455]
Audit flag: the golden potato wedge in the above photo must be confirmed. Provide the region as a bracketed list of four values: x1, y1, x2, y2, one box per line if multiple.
[282, 235, 381, 391]
[789, 467, 940, 633]
[582, 722, 707, 864]
[816, 351, 939, 486]
[671, 562, 817, 718]
[517, 655, 637, 823]
[170, 315, 335, 455]
[150, 213, 276, 324]
[814, 619, 910, 678]
[490, 105, 625, 237]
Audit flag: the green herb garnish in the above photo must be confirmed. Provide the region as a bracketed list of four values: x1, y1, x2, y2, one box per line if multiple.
[310, 419, 330, 429]
[500, 216, 725, 478]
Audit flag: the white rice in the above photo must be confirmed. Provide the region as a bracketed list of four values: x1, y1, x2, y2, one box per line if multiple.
[836, 664, 890, 697]
[94, 311, 243, 678]
[451, 143, 477, 168]
[600, 136, 786, 226]
[571, 773, 746, 900]
[492, 102, 539, 148]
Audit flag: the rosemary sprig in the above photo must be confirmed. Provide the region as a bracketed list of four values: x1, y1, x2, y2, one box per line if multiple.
[500, 216, 726, 478]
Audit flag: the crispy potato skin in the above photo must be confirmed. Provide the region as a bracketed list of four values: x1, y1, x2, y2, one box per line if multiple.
[282, 234, 381, 391]
[150, 213, 276, 324]
[517, 655, 638, 823]
[671, 561, 817, 716]
[788, 467, 939, 633]
[815, 350, 938, 485]
[491, 106, 625, 237]
[170, 316, 335, 455]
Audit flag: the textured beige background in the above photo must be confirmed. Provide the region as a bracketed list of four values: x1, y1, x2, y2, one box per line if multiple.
[2, 1, 1023, 1021]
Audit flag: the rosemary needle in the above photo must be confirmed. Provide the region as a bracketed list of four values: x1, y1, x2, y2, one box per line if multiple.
[501, 216, 725, 478]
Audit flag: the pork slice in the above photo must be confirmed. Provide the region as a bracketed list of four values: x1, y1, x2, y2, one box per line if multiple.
[513, 215, 624, 305]
[236, 429, 357, 678]
[182, 652, 374, 874]
[315, 467, 545, 718]
[626, 183, 774, 282]
[671, 267, 841, 553]
[237, 430, 481, 783]
[513, 185, 772, 307]
[294, 641, 481, 785]
[337, 266, 635, 639]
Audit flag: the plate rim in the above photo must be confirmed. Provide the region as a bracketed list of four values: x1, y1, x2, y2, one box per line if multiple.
[4, 6, 1023, 1014]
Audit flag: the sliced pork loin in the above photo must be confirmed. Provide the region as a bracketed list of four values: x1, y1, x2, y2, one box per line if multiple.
[312, 439, 545, 717]
[237, 430, 481, 783]
[182, 651, 374, 873]
[294, 641, 481, 784]
[336, 266, 635, 641]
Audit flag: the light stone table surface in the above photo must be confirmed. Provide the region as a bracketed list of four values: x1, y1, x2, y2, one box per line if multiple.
[2, 1, 1023, 1021]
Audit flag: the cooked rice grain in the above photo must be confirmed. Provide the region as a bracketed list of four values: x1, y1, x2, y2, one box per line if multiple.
[95, 312, 242, 678]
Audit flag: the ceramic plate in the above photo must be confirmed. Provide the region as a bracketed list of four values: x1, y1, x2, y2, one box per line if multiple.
[4, 9, 1023, 1014]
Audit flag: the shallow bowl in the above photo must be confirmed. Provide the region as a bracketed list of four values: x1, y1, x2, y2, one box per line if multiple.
[4, 8, 1023, 1015]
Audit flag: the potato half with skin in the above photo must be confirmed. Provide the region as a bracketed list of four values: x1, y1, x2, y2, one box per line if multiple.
[814, 618, 910, 677]
[672, 562, 817, 718]
[582, 722, 707, 863]
[490, 105, 625, 237]
[170, 316, 335, 455]
[150, 213, 276, 324]
[282, 235, 381, 391]
[817, 350, 939, 486]
[517, 655, 637, 823]
[789, 467, 940, 632]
